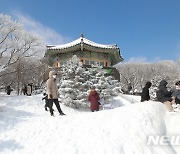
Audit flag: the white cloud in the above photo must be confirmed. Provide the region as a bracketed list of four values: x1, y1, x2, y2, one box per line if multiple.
[125, 57, 148, 63]
[121, 56, 164, 64]
[124, 56, 161, 63]
[12, 11, 71, 45]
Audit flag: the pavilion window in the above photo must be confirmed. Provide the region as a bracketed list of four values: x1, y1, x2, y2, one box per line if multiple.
[94, 61, 99, 65]
[100, 62, 104, 66]
[85, 60, 90, 65]
[60, 62, 67, 66]
[90, 61, 94, 65]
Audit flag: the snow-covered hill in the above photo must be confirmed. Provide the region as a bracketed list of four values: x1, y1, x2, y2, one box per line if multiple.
[0, 93, 180, 154]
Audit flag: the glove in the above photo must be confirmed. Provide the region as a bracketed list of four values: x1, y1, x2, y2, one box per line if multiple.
[49, 94, 53, 99]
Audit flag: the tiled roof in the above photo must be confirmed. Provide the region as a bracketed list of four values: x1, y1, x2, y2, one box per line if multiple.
[47, 36, 118, 50]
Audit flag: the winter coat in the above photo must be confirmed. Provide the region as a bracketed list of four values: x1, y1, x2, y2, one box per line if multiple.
[46, 71, 59, 99]
[88, 90, 100, 111]
[156, 80, 172, 103]
[141, 81, 152, 102]
[22, 85, 27, 95]
[6, 86, 13, 95]
[27, 85, 32, 96]
[172, 86, 180, 104]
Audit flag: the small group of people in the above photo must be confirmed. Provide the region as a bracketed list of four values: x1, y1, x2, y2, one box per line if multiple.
[141, 79, 180, 112]
[43, 70, 101, 115]
[22, 83, 33, 96]
[44, 69, 102, 115]
[156, 80, 180, 112]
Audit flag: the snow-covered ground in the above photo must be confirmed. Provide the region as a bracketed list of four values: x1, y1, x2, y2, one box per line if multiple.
[0, 93, 180, 154]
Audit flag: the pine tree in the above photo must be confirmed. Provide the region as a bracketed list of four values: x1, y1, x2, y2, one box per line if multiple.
[59, 55, 121, 108]
[87, 65, 121, 103]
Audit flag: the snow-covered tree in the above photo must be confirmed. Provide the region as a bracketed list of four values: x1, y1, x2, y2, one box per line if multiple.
[0, 14, 44, 72]
[87, 65, 121, 102]
[0, 13, 46, 93]
[59, 55, 121, 108]
[149, 76, 162, 100]
[59, 55, 89, 108]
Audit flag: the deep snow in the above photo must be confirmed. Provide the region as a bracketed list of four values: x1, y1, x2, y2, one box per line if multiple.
[0, 93, 180, 154]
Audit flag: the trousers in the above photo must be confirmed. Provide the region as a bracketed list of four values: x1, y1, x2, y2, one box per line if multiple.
[48, 99, 63, 115]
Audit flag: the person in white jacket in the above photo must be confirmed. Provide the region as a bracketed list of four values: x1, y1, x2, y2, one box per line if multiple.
[46, 70, 65, 116]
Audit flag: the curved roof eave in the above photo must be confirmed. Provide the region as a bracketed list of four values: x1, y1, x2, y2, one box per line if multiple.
[47, 36, 118, 50]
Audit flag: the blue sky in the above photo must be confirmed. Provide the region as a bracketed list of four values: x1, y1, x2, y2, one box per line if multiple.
[0, 0, 180, 62]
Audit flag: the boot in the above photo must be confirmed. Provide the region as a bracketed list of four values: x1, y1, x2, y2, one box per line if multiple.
[60, 112, 66, 116]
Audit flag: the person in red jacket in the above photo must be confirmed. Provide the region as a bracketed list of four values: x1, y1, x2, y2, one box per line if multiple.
[88, 86, 100, 112]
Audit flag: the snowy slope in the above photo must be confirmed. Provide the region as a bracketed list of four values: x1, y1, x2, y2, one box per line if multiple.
[0, 93, 179, 154]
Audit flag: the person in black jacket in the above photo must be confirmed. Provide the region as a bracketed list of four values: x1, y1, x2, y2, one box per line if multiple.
[141, 81, 152, 102]
[156, 80, 175, 112]
[6, 85, 13, 95]
[172, 81, 180, 104]
[42, 93, 49, 111]
[22, 84, 27, 95]
[42, 93, 54, 112]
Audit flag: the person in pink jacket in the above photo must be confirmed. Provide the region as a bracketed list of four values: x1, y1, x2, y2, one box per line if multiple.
[88, 86, 100, 112]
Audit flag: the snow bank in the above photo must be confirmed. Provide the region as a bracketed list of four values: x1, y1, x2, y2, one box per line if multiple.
[0, 94, 177, 154]
[165, 111, 180, 153]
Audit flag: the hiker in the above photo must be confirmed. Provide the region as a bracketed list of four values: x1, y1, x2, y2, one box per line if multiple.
[88, 86, 100, 112]
[6, 85, 13, 95]
[141, 81, 152, 102]
[46, 71, 65, 116]
[27, 83, 33, 96]
[22, 84, 27, 95]
[156, 80, 175, 112]
[127, 83, 132, 94]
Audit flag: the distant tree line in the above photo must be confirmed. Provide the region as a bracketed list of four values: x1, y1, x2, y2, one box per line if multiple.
[116, 60, 180, 94]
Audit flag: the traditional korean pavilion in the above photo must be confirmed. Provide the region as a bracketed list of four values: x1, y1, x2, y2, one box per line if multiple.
[45, 34, 123, 68]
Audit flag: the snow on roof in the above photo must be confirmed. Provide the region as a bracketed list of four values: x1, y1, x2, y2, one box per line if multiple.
[47, 36, 118, 50]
